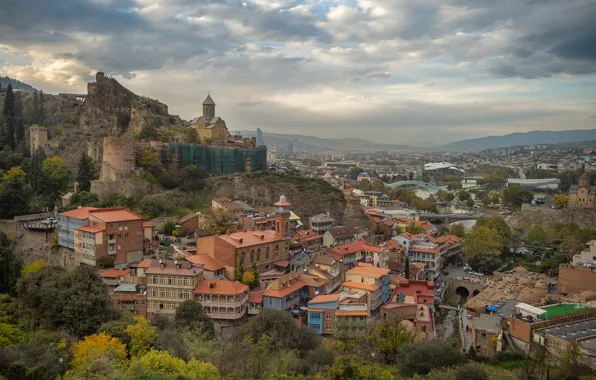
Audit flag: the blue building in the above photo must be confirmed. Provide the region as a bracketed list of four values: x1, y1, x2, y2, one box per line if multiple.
[307, 294, 341, 334]
[57, 207, 96, 249]
[263, 272, 307, 312]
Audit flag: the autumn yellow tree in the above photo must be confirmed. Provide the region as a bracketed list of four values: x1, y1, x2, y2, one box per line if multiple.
[71, 332, 127, 370]
[553, 193, 569, 208]
[21, 259, 47, 276]
[130, 349, 220, 379]
[125, 316, 157, 357]
[198, 207, 237, 235]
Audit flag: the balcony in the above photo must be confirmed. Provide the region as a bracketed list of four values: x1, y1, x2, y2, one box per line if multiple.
[120, 303, 135, 311]
[199, 296, 248, 309]
[206, 309, 246, 320]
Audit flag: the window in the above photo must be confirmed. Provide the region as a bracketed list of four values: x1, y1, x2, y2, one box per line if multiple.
[326, 325, 331, 331]
[274, 245, 279, 256]
[266, 247, 270, 259]
[326, 313, 331, 320]
[250, 250, 255, 263]
[124, 232, 129, 238]
[257, 249, 261, 261]
[240, 253, 245, 266]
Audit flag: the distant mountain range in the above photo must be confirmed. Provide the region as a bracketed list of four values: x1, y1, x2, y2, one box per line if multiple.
[236, 129, 596, 153]
[235, 130, 412, 152]
[0, 76, 36, 92]
[441, 129, 596, 151]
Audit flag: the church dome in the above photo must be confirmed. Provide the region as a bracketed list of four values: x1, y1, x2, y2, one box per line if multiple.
[202, 94, 215, 105]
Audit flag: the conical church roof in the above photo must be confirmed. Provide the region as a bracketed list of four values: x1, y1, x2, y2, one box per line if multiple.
[202, 94, 215, 105]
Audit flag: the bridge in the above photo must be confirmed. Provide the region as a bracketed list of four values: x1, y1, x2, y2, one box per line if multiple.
[386, 181, 446, 194]
[418, 213, 487, 224]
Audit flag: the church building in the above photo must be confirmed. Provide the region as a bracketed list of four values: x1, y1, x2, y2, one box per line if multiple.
[190, 95, 230, 144]
[569, 171, 596, 208]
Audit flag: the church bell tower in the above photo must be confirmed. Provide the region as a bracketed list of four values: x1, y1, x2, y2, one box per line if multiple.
[202, 94, 216, 118]
[274, 195, 291, 237]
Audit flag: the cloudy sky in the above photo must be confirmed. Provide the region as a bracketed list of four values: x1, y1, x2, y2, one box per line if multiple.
[1, 0, 595, 145]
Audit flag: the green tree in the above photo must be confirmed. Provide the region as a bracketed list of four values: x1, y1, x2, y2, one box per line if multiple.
[17, 265, 116, 337]
[138, 124, 158, 141]
[136, 147, 160, 168]
[0, 166, 29, 219]
[175, 299, 214, 338]
[41, 156, 71, 206]
[436, 189, 455, 202]
[76, 153, 95, 192]
[368, 317, 413, 364]
[450, 223, 465, 238]
[14, 120, 24, 144]
[404, 256, 410, 279]
[371, 179, 385, 192]
[324, 355, 393, 380]
[38, 90, 45, 125]
[125, 316, 158, 357]
[455, 362, 488, 380]
[199, 207, 237, 235]
[457, 190, 471, 202]
[163, 219, 176, 235]
[465, 226, 503, 273]
[183, 128, 200, 144]
[358, 179, 372, 191]
[32, 90, 39, 124]
[503, 185, 534, 210]
[397, 340, 466, 377]
[525, 225, 548, 247]
[348, 167, 364, 180]
[405, 222, 425, 234]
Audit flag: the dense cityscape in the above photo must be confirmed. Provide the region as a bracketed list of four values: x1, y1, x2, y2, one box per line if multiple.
[1, 0, 595, 377]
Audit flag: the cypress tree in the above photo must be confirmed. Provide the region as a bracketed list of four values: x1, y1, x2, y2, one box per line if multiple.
[2, 84, 15, 118]
[404, 255, 410, 279]
[15, 119, 24, 144]
[5, 116, 15, 150]
[32, 90, 39, 124]
[39, 90, 45, 125]
[76, 153, 95, 192]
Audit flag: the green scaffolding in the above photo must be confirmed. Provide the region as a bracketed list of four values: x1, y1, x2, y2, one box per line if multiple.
[168, 144, 267, 175]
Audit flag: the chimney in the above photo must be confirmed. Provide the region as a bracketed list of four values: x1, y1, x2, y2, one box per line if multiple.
[175, 260, 180, 269]
[209, 282, 215, 288]
[73, 181, 79, 193]
[159, 259, 164, 268]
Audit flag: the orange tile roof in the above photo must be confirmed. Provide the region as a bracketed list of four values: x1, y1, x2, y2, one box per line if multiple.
[218, 230, 287, 248]
[309, 294, 340, 304]
[136, 260, 153, 268]
[327, 241, 382, 256]
[248, 291, 263, 303]
[185, 254, 225, 271]
[264, 273, 306, 298]
[59, 207, 98, 219]
[341, 281, 377, 292]
[90, 208, 143, 223]
[400, 232, 415, 241]
[386, 240, 405, 252]
[77, 225, 104, 233]
[346, 264, 390, 278]
[293, 229, 322, 242]
[336, 310, 368, 316]
[193, 280, 248, 295]
[100, 269, 130, 278]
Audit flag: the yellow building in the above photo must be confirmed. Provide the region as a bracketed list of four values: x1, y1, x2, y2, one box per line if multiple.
[569, 172, 596, 208]
[190, 95, 229, 144]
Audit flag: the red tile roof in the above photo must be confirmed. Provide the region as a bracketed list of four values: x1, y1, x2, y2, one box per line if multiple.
[77, 225, 104, 233]
[218, 230, 287, 248]
[59, 206, 98, 219]
[136, 260, 153, 268]
[90, 208, 143, 223]
[346, 264, 390, 279]
[193, 280, 248, 295]
[145, 260, 203, 276]
[293, 229, 322, 242]
[309, 294, 340, 304]
[100, 269, 130, 278]
[185, 254, 225, 271]
[248, 291, 263, 304]
[264, 273, 306, 298]
[327, 240, 382, 256]
[341, 281, 377, 292]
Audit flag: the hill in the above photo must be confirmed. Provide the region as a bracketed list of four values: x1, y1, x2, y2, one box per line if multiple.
[0, 76, 36, 92]
[236, 130, 412, 152]
[441, 129, 596, 151]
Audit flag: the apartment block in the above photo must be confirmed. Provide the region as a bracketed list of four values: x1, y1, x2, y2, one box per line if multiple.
[194, 280, 249, 322]
[341, 263, 391, 312]
[146, 260, 204, 317]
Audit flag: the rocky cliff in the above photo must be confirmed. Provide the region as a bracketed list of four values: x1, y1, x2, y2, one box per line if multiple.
[207, 173, 371, 231]
[507, 208, 596, 230]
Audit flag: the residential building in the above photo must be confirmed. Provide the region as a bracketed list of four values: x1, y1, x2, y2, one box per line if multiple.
[193, 280, 249, 323]
[569, 171, 596, 209]
[301, 273, 335, 298]
[211, 197, 245, 219]
[307, 294, 369, 337]
[292, 229, 323, 251]
[385, 239, 406, 272]
[111, 283, 147, 317]
[395, 233, 451, 272]
[195, 195, 292, 274]
[185, 254, 226, 280]
[248, 292, 263, 315]
[380, 303, 432, 339]
[74, 208, 147, 266]
[307, 254, 341, 293]
[309, 214, 336, 235]
[368, 194, 393, 208]
[327, 240, 385, 268]
[62, 192, 74, 207]
[263, 272, 307, 312]
[393, 278, 435, 308]
[341, 263, 391, 312]
[146, 260, 204, 317]
[357, 172, 377, 183]
[100, 268, 131, 288]
[323, 225, 365, 247]
[176, 212, 199, 232]
[58, 207, 97, 249]
[572, 240, 596, 266]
